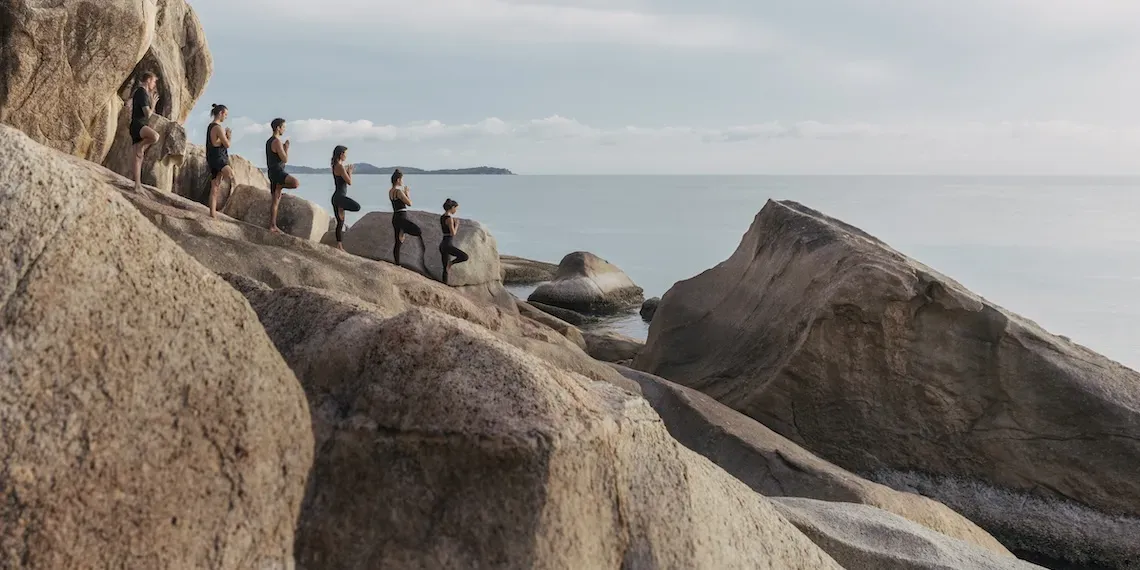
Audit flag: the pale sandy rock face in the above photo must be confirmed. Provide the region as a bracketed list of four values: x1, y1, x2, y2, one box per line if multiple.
[582, 330, 644, 364]
[119, 0, 212, 123]
[636, 199, 1140, 567]
[614, 366, 1012, 557]
[0, 124, 312, 569]
[529, 251, 644, 315]
[771, 498, 1045, 570]
[0, 0, 156, 161]
[226, 282, 842, 570]
[342, 210, 503, 289]
[102, 110, 187, 191]
[174, 145, 268, 207]
[515, 298, 588, 350]
[222, 184, 331, 241]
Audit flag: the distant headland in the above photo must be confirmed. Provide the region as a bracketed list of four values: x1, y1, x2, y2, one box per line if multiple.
[262, 163, 515, 175]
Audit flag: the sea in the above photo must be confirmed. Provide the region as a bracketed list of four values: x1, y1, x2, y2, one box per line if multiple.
[290, 174, 1140, 372]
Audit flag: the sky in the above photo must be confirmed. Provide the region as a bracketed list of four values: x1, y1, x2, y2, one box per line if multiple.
[185, 0, 1140, 174]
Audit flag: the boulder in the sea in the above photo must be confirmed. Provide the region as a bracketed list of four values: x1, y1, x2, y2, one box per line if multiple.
[500, 254, 558, 284]
[583, 330, 645, 364]
[221, 184, 331, 241]
[0, 0, 156, 161]
[636, 199, 1140, 568]
[641, 297, 661, 321]
[102, 111, 187, 191]
[771, 498, 1044, 570]
[528, 300, 590, 326]
[528, 251, 644, 315]
[0, 123, 312, 568]
[612, 365, 1012, 556]
[174, 144, 268, 207]
[228, 283, 842, 570]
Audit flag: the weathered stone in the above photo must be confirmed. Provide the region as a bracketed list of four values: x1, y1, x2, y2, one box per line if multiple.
[771, 499, 1044, 570]
[227, 283, 842, 570]
[102, 111, 187, 191]
[641, 297, 660, 321]
[173, 144, 268, 207]
[636, 199, 1140, 567]
[500, 254, 558, 284]
[0, 0, 156, 161]
[527, 300, 590, 326]
[583, 330, 644, 364]
[529, 251, 644, 315]
[0, 123, 312, 569]
[516, 299, 587, 351]
[221, 184, 330, 241]
[122, 0, 211, 123]
[613, 365, 1012, 557]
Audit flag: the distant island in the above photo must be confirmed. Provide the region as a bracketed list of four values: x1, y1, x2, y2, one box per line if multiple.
[261, 163, 515, 175]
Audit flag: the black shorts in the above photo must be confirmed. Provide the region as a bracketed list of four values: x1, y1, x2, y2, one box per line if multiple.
[268, 168, 289, 188]
[208, 158, 230, 179]
[130, 121, 146, 144]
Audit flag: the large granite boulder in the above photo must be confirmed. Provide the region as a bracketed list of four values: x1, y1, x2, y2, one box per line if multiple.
[122, 0, 211, 123]
[528, 251, 644, 315]
[0, 124, 312, 568]
[636, 199, 1140, 567]
[102, 112, 187, 191]
[515, 298, 587, 351]
[0, 0, 156, 161]
[613, 365, 1011, 557]
[226, 281, 842, 570]
[500, 254, 558, 284]
[174, 144, 268, 207]
[341, 210, 501, 287]
[221, 184, 330, 241]
[771, 499, 1044, 570]
[583, 330, 644, 364]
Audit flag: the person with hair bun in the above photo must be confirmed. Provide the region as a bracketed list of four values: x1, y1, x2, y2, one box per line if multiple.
[265, 118, 299, 233]
[205, 103, 235, 218]
[128, 71, 161, 191]
[388, 169, 424, 266]
[329, 145, 360, 250]
[438, 198, 469, 285]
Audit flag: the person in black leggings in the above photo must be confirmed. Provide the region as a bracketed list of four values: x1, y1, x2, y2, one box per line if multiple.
[388, 169, 424, 266]
[438, 198, 470, 285]
[330, 145, 360, 250]
[266, 118, 300, 233]
[129, 71, 161, 192]
[206, 104, 235, 218]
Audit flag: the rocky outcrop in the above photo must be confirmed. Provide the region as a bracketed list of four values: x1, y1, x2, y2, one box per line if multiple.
[102, 112, 187, 191]
[636, 199, 1140, 567]
[342, 210, 501, 287]
[528, 300, 590, 326]
[0, 124, 312, 568]
[174, 144, 268, 207]
[123, 0, 211, 123]
[583, 330, 644, 364]
[771, 499, 1044, 570]
[516, 299, 587, 351]
[528, 251, 644, 315]
[0, 0, 156, 161]
[500, 254, 558, 284]
[221, 184, 330, 241]
[226, 282, 842, 570]
[613, 365, 1012, 556]
[641, 297, 660, 321]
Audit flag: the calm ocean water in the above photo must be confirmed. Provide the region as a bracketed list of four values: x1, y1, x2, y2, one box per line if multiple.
[290, 174, 1140, 371]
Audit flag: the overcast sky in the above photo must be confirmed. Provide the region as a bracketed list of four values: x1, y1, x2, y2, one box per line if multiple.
[186, 0, 1140, 174]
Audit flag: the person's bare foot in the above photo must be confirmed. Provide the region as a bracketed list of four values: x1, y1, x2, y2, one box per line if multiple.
[269, 226, 281, 234]
[210, 211, 218, 219]
[336, 243, 345, 251]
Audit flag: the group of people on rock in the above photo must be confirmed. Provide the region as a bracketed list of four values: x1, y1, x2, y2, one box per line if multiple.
[127, 72, 469, 284]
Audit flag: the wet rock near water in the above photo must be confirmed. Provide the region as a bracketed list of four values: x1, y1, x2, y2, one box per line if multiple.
[528, 251, 644, 315]
[500, 254, 559, 284]
[582, 330, 645, 364]
[641, 297, 660, 321]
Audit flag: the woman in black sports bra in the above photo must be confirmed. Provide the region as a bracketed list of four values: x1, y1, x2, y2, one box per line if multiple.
[128, 71, 161, 192]
[388, 169, 424, 266]
[438, 198, 469, 285]
[205, 104, 236, 218]
[330, 145, 360, 250]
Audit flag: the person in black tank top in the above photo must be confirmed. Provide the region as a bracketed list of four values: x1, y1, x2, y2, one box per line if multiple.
[265, 118, 300, 233]
[438, 198, 469, 285]
[388, 169, 424, 266]
[205, 104, 236, 218]
[329, 145, 361, 250]
[128, 71, 161, 192]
